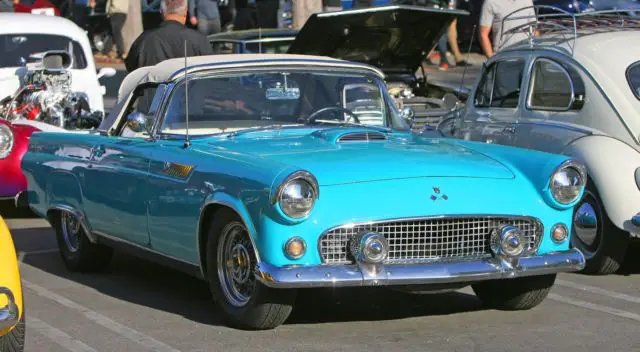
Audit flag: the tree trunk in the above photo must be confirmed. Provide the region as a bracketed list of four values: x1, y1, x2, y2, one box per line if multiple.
[292, 0, 322, 29]
[122, 0, 143, 54]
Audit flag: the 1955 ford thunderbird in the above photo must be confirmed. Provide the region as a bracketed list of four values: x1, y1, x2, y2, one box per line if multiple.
[21, 53, 586, 330]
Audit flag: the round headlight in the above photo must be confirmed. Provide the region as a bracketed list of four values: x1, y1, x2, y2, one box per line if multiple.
[276, 172, 318, 219]
[550, 161, 586, 205]
[0, 124, 14, 159]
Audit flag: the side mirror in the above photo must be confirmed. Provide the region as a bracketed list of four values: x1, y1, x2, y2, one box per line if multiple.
[97, 67, 117, 80]
[442, 93, 459, 111]
[400, 106, 415, 124]
[126, 112, 149, 133]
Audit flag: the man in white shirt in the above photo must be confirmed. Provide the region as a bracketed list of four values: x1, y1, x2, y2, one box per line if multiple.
[479, 0, 536, 58]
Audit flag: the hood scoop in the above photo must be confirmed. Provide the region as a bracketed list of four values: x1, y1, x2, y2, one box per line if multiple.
[337, 131, 388, 142]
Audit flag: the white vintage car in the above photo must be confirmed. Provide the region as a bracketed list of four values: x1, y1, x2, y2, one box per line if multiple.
[440, 7, 640, 275]
[0, 12, 115, 114]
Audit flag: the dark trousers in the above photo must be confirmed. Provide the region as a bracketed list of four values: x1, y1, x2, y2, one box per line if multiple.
[110, 12, 127, 55]
[256, 0, 278, 28]
[197, 17, 222, 35]
[233, 5, 256, 30]
[72, 4, 89, 28]
[142, 11, 163, 30]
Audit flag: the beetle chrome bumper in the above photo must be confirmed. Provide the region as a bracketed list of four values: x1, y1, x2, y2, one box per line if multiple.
[255, 249, 585, 289]
[0, 287, 19, 331]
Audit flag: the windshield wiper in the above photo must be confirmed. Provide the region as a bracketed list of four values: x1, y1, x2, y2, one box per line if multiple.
[308, 119, 393, 133]
[226, 124, 304, 138]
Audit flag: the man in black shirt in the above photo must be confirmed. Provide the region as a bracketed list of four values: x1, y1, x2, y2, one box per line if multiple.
[125, 0, 214, 73]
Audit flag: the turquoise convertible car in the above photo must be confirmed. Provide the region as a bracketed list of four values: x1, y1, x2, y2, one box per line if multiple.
[21, 53, 587, 330]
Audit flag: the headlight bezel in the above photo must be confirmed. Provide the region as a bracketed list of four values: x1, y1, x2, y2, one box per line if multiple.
[271, 170, 319, 221]
[548, 159, 587, 207]
[0, 124, 14, 160]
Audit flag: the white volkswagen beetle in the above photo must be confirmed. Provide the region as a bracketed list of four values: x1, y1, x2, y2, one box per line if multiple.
[0, 12, 115, 114]
[440, 6, 640, 275]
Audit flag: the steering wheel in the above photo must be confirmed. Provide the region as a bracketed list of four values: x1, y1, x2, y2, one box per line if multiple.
[304, 106, 361, 124]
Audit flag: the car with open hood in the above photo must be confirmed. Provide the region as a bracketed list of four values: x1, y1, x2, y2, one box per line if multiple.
[438, 6, 640, 275]
[209, 5, 469, 131]
[21, 53, 586, 330]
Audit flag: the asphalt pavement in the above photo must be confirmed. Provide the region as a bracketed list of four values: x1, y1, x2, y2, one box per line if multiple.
[4, 59, 640, 351]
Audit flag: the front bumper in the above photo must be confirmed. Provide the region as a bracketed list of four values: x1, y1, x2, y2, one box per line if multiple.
[0, 287, 19, 332]
[255, 249, 585, 289]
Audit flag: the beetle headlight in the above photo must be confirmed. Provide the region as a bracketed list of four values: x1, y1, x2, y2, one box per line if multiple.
[550, 160, 586, 205]
[274, 171, 318, 219]
[0, 124, 14, 159]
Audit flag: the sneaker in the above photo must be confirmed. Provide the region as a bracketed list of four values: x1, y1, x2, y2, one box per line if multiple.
[438, 63, 449, 71]
[456, 60, 472, 67]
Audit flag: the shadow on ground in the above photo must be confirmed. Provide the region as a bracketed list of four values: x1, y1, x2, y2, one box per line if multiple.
[616, 239, 640, 276]
[0, 201, 35, 219]
[13, 226, 486, 328]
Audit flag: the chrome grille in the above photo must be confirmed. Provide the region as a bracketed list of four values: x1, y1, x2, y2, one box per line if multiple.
[319, 217, 542, 265]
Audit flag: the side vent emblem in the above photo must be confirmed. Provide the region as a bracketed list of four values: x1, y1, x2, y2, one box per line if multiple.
[337, 132, 387, 142]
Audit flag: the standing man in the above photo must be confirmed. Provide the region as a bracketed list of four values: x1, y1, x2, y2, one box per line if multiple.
[479, 0, 535, 58]
[125, 0, 214, 73]
[189, 0, 222, 35]
[107, 0, 130, 61]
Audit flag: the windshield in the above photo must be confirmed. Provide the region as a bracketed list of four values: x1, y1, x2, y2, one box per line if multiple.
[628, 61, 640, 100]
[0, 34, 87, 69]
[159, 68, 408, 136]
[244, 39, 294, 54]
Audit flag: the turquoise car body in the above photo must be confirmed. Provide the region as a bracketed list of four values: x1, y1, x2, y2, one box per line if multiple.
[20, 53, 585, 288]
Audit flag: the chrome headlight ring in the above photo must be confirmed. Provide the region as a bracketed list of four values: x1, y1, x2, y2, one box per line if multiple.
[272, 171, 319, 220]
[549, 160, 587, 206]
[0, 124, 14, 159]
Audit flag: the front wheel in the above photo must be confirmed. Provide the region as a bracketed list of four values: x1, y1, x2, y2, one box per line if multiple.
[472, 274, 556, 310]
[571, 182, 629, 275]
[206, 209, 297, 330]
[0, 313, 25, 352]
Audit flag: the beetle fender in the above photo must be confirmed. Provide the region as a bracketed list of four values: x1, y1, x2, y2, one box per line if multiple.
[562, 135, 640, 234]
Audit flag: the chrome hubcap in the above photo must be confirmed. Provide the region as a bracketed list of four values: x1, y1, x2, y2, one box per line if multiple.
[217, 222, 255, 307]
[572, 195, 600, 259]
[61, 212, 82, 253]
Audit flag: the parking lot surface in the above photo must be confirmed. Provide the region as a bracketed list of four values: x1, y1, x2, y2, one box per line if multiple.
[3, 204, 640, 352]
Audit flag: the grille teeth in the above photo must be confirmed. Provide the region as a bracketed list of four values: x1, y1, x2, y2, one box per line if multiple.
[319, 217, 542, 265]
[337, 132, 387, 142]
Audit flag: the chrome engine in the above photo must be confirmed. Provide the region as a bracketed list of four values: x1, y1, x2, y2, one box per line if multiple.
[0, 51, 103, 130]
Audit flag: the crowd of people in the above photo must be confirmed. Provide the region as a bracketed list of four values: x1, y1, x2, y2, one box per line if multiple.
[2, 0, 537, 71]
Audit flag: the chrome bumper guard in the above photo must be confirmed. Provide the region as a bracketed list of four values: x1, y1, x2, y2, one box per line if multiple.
[0, 287, 19, 331]
[255, 249, 585, 289]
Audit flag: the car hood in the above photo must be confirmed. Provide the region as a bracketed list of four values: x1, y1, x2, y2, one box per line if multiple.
[204, 128, 515, 186]
[286, 5, 468, 75]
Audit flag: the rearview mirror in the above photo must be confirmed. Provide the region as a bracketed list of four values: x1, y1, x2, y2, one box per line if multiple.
[97, 67, 116, 80]
[126, 112, 149, 133]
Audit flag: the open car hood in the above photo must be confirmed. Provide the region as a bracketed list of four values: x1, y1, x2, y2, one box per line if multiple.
[287, 5, 468, 75]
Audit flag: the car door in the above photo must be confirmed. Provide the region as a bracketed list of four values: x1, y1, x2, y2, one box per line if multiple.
[454, 54, 530, 145]
[82, 84, 164, 246]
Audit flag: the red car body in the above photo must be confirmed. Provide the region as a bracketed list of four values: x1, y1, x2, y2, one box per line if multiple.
[13, 0, 61, 16]
[0, 119, 39, 200]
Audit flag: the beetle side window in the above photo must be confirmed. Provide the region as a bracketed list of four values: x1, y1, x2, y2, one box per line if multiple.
[627, 61, 640, 100]
[528, 58, 585, 111]
[474, 58, 525, 109]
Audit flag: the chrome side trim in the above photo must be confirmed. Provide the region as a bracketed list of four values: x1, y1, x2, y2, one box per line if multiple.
[196, 199, 261, 278]
[48, 205, 98, 243]
[93, 231, 199, 267]
[0, 287, 19, 331]
[255, 248, 586, 289]
[317, 214, 544, 264]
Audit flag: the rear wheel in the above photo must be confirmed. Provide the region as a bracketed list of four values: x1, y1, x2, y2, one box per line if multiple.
[206, 209, 296, 330]
[571, 182, 628, 275]
[52, 210, 113, 272]
[0, 313, 25, 352]
[472, 274, 556, 310]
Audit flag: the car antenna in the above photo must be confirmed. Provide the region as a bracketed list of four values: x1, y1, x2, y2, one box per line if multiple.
[457, 24, 477, 101]
[259, 27, 262, 54]
[183, 40, 191, 149]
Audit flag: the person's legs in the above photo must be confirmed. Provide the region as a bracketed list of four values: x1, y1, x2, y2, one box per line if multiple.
[256, 0, 278, 28]
[438, 32, 449, 70]
[197, 17, 222, 35]
[447, 19, 471, 66]
[110, 12, 127, 59]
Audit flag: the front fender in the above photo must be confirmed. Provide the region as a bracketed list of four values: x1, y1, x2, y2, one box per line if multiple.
[563, 135, 640, 233]
[0, 217, 23, 336]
